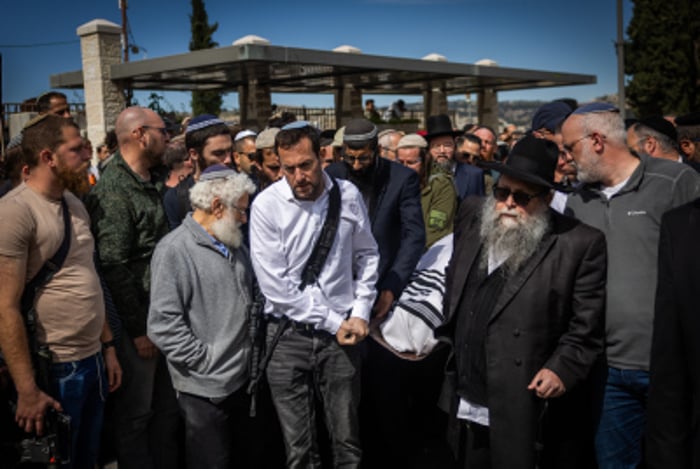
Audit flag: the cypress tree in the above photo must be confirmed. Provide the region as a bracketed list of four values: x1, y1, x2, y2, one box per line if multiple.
[625, 0, 699, 115]
[189, 0, 222, 115]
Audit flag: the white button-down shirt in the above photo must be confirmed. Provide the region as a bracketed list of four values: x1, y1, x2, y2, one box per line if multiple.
[250, 172, 379, 334]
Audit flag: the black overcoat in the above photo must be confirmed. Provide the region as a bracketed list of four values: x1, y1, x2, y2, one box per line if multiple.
[436, 197, 606, 469]
[646, 198, 700, 468]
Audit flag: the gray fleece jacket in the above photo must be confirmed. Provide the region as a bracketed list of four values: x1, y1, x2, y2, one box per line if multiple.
[565, 153, 700, 370]
[148, 215, 252, 398]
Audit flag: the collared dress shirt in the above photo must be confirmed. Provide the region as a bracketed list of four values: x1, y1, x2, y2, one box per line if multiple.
[250, 172, 379, 334]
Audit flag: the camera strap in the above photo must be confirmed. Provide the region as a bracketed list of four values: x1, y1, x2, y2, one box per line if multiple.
[20, 197, 72, 350]
[299, 175, 341, 291]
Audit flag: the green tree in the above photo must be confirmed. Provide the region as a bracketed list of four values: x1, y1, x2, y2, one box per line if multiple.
[189, 0, 222, 115]
[147, 92, 166, 115]
[625, 0, 700, 116]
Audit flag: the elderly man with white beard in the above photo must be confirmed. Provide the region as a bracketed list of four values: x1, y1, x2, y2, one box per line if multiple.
[147, 164, 256, 469]
[436, 135, 607, 469]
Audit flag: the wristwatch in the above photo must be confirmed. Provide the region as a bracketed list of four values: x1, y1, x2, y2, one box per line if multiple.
[102, 339, 117, 351]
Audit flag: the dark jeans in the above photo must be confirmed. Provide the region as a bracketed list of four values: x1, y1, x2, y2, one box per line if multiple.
[177, 387, 249, 469]
[113, 333, 182, 469]
[594, 367, 649, 469]
[266, 324, 361, 469]
[50, 351, 108, 469]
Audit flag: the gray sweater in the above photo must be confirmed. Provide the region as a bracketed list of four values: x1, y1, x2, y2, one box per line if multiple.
[148, 215, 252, 398]
[565, 153, 700, 370]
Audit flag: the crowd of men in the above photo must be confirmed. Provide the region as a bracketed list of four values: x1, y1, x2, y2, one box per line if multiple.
[1, 91, 700, 469]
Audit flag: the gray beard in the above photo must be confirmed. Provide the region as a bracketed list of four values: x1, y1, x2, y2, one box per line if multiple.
[434, 158, 453, 173]
[478, 195, 550, 277]
[211, 214, 243, 249]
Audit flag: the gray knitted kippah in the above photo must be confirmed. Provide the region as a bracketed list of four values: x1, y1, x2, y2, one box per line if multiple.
[343, 118, 378, 144]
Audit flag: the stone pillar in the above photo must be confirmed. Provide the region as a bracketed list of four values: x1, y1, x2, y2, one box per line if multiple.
[77, 19, 125, 155]
[422, 82, 448, 123]
[334, 83, 362, 128]
[477, 88, 499, 131]
[238, 79, 271, 131]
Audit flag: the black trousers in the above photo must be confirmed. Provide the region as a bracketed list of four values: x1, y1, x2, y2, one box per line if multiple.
[457, 421, 491, 469]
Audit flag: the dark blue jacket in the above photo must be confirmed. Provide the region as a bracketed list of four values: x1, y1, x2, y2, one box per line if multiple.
[326, 158, 425, 298]
[454, 162, 485, 200]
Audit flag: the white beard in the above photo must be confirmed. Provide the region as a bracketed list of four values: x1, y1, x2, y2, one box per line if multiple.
[210, 213, 243, 249]
[478, 195, 550, 276]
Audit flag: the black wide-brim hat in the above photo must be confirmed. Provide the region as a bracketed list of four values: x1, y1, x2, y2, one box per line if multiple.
[479, 135, 566, 191]
[425, 114, 463, 140]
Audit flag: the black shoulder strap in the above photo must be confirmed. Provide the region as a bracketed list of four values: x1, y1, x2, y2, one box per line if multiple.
[20, 197, 72, 314]
[299, 175, 341, 291]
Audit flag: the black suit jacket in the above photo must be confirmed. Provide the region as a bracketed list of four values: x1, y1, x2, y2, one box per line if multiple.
[326, 158, 425, 298]
[646, 198, 700, 468]
[436, 197, 606, 469]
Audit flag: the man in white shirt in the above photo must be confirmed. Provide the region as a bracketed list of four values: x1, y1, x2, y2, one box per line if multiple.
[249, 121, 379, 469]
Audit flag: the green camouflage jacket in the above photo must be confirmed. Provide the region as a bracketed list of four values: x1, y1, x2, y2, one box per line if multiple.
[86, 152, 169, 339]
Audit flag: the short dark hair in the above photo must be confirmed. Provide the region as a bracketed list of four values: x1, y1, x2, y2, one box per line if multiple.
[162, 141, 189, 169]
[456, 133, 482, 148]
[22, 115, 78, 169]
[35, 91, 67, 113]
[185, 124, 231, 156]
[1, 146, 24, 187]
[275, 124, 320, 157]
[104, 129, 118, 153]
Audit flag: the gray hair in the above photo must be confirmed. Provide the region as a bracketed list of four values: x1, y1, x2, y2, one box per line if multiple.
[632, 123, 679, 153]
[579, 111, 627, 147]
[189, 172, 256, 212]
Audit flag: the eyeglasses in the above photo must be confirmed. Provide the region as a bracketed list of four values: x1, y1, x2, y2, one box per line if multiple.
[562, 134, 594, 153]
[493, 185, 548, 207]
[231, 206, 248, 217]
[429, 142, 455, 150]
[142, 125, 169, 137]
[342, 153, 373, 165]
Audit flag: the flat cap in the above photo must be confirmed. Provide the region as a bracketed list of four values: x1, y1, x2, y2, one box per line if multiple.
[255, 127, 280, 149]
[396, 133, 427, 149]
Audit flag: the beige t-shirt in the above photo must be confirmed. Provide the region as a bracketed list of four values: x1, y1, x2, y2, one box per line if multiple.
[0, 184, 104, 362]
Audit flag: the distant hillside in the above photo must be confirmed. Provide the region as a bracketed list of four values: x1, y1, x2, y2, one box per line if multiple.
[423, 95, 619, 129]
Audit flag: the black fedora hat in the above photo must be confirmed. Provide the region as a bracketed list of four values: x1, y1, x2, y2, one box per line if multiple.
[425, 114, 463, 140]
[479, 135, 560, 190]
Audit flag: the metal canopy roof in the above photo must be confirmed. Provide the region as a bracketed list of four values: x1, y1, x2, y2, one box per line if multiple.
[50, 43, 596, 95]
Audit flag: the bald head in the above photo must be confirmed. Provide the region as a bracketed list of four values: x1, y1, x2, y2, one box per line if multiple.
[116, 107, 162, 145]
[114, 106, 169, 173]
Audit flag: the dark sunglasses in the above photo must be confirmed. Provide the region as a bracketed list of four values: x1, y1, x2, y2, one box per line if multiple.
[342, 153, 373, 165]
[142, 125, 169, 136]
[492, 185, 547, 207]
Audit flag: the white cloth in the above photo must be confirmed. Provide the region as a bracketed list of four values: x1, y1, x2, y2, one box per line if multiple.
[379, 234, 452, 356]
[550, 190, 568, 214]
[250, 172, 379, 334]
[457, 398, 490, 426]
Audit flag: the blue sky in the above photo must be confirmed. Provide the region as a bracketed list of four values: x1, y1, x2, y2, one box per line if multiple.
[2, 0, 634, 112]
